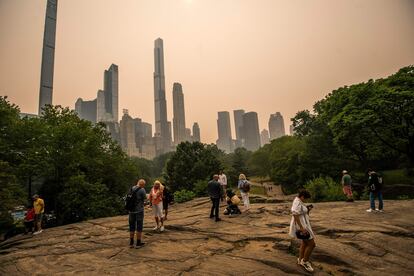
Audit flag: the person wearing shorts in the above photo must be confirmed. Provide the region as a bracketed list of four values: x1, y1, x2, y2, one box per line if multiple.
[128, 179, 147, 248]
[149, 180, 164, 232]
[341, 170, 353, 202]
[162, 186, 173, 220]
[33, 194, 45, 234]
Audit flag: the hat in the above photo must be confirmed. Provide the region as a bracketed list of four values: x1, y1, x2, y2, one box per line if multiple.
[342, 170, 348, 174]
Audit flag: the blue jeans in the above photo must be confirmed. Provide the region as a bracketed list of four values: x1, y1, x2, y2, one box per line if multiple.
[370, 191, 383, 210]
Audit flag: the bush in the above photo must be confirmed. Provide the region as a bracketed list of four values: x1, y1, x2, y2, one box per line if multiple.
[193, 180, 208, 197]
[304, 176, 346, 202]
[174, 189, 196, 203]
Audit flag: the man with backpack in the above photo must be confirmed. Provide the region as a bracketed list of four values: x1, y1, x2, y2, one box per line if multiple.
[238, 174, 251, 211]
[126, 179, 147, 248]
[366, 169, 384, 213]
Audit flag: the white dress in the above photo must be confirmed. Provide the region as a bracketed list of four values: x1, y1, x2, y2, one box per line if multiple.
[289, 197, 315, 240]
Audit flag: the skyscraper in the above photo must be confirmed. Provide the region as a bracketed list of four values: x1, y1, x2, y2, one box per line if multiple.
[153, 38, 171, 154]
[75, 98, 97, 123]
[120, 109, 139, 157]
[269, 112, 286, 140]
[260, 129, 270, 146]
[38, 0, 58, 115]
[96, 89, 107, 122]
[242, 112, 261, 151]
[172, 82, 186, 145]
[104, 64, 119, 122]
[192, 122, 201, 142]
[234, 109, 245, 140]
[216, 111, 233, 153]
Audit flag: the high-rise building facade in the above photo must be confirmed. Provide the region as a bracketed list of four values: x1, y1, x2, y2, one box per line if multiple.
[269, 112, 285, 140]
[233, 109, 245, 148]
[172, 82, 186, 145]
[153, 38, 171, 154]
[192, 122, 201, 142]
[104, 64, 119, 122]
[216, 111, 233, 153]
[260, 129, 270, 146]
[38, 0, 58, 115]
[75, 98, 97, 123]
[242, 112, 261, 151]
[120, 110, 140, 157]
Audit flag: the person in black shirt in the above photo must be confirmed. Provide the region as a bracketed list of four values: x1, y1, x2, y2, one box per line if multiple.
[129, 179, 148, 248]
[366, 170, 384, 212]
[207, 174, 224, 222]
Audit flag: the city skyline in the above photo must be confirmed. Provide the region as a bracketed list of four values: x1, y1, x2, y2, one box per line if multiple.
[1, 0, 414, 143]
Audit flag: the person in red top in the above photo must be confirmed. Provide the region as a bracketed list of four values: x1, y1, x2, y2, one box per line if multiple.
[149, 180, 165, 232]
[24, 206, 35, 234]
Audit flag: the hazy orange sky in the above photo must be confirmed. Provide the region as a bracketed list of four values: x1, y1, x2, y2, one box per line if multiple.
[1, 0, 413, 143]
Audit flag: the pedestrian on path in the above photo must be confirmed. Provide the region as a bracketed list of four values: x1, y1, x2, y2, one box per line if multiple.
[238, 174, 251, 211]
[366, 169, 384, 213]
[289, 189, 316, 273]
[33, 194, 44, 235]
[208, 175, 224, 222]
[127, 179, 147, 248]
[149, 180, 165, 231]
[341, 170, 354, 202]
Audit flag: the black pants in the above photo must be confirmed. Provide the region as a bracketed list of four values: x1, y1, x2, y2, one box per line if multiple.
[210, 197, 220, 219]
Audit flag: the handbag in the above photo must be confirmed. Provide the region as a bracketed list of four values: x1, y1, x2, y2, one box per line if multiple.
[295, 204, 311, 240]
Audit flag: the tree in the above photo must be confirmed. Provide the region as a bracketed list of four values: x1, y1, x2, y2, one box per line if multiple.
[165, 142, 222, 192]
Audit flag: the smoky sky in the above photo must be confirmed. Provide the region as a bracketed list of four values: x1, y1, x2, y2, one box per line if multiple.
[1, 0, 413, 143]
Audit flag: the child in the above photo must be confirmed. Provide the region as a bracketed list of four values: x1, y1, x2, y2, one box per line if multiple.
[24, 206, 35, 234]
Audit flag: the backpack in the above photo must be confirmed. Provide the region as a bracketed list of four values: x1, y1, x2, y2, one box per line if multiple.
[241, 180, 250, 193]
[124, 187, 140, 212]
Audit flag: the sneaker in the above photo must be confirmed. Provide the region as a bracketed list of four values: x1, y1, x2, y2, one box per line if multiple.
[153, 226, 159, 231]
[129, 239, 134, 248]
[135, 242, 145, 248]
[215, 218, 222, 222]
[160, 226, 165, 232]
[297, 258, 302, 265]
[378, 209, 384, 213]
[33, 230, 43, 235]
[300, 260, 314, 272]
[366, 209, 373, 213]
[209, 215, 214, 219]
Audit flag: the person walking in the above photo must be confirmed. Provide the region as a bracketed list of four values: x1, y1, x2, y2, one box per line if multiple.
[238, 174, 251, 211]
[32, 194, 44, 235]
[162, 185, 173, 221]
[341, 170, 354, 202]
[207, 174, 224, 222]
[289, 189, 316, 273]
[149, 180, 165, 231]
[128, 179, 147, 248]
[366, 170, 384, 212]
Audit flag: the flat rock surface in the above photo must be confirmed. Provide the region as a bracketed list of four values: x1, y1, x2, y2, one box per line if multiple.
[1, 199, 414, 275]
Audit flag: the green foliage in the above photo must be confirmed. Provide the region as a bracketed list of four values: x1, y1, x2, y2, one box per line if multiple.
[267, 136, 306, 194]
[173, 189, 196, 203]
[193, 180, 208, 196]
[304, 177, 346, 202]
[0, 161, 26, 233]
[57, 175, 119, 224]
[0, 101, 138, 228]
[165, 142, 221, 192]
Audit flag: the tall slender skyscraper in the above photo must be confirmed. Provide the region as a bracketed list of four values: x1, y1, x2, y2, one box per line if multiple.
[38, 0, 58, 115]
[233, 109, 245, 148]
[104, 64, 119, 122]
[153, 38, 171, 154]
[269, 112, 286, 140]
[192, 122, 201, 142]
[172, 83, 186, 145]
[216, 111, 233, 153]
[242, 112, 261, 151]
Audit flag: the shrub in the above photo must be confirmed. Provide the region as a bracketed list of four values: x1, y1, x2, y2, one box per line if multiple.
[304, 176, 346, 202]
[193, 180, 208, 197]
[174, 189, 196, 203]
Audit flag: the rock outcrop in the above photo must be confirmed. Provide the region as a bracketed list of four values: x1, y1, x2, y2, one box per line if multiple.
[1, 199, 413, 275]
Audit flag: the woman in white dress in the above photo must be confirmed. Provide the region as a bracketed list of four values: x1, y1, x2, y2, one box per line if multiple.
[289, 189, 316, 272]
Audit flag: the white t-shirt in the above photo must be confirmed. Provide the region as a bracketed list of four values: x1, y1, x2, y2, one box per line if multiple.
[219, 174, 227, 186]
